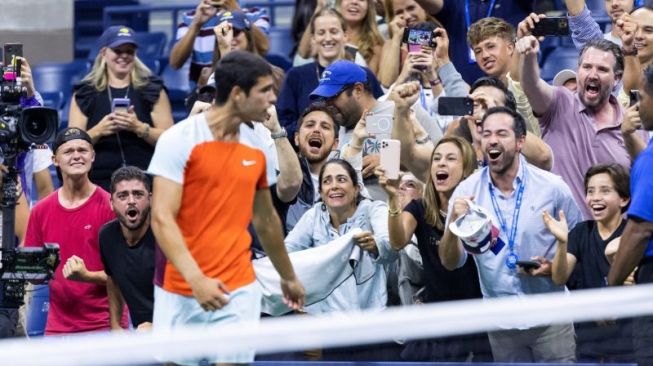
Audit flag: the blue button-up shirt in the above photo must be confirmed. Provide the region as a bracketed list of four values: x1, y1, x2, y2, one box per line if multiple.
[448, 156, 583, 299]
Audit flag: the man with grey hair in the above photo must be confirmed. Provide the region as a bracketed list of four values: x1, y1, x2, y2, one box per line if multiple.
[517, 32, 648, 220]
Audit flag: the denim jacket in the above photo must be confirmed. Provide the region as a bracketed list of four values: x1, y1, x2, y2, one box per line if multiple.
[285, 199, 398, 313]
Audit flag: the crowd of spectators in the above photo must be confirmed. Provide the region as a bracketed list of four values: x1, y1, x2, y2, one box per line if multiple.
[3, 0, 653, 365]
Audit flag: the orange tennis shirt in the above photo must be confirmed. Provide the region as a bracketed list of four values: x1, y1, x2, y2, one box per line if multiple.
[148, 114, 269, 296]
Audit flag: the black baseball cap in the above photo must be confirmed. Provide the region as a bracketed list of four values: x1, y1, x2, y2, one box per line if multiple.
[53, 128, 93, 153]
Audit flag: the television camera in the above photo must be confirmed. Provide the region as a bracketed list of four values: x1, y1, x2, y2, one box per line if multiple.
[0, 43, 60, 308]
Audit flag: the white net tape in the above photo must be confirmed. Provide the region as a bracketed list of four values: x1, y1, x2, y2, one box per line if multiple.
[2, 284, 653, 366]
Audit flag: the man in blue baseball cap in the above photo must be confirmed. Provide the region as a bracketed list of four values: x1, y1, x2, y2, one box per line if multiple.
[309, 60, 439, 200]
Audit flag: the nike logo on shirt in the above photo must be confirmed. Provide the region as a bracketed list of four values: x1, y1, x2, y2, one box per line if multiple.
[242, 160, 257, 167]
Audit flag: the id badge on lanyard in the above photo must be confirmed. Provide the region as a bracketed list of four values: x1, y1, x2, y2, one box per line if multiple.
[465, 0, 498, 64]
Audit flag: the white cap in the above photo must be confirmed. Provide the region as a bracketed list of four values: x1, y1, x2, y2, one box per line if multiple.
[552, 69, 577, 87]
[448, 200, 497, 255]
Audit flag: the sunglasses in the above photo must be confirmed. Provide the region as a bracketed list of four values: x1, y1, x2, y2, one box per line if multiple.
[111, 47, 136, 56]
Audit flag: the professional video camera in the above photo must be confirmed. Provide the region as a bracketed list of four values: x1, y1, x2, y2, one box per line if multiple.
[0, 43, 60, 309]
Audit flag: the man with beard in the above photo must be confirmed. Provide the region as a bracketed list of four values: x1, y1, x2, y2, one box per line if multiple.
[310, 60, 439, 200]
[440, 106, 582, 362]
[518, 36, 647, 219]
[395, 77, 553, 183]
[99, 166, 158, 331]
[609, 64, 653, 366]
[275, 102, 341, 233]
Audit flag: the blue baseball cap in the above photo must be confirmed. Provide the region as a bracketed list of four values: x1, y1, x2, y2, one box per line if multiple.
[310, 60, 367, 100]
[98, 25, 138, 49]
[216, 10, 251, 30]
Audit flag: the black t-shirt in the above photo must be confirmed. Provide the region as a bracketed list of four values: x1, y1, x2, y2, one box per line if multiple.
[73, 77, 165, 191]
[567, 220, 626, 290]
[99, 220, 156, 327]
[404, 199, 483, 303]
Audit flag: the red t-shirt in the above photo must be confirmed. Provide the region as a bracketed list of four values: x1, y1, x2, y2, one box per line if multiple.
[24, 187, 117, 335]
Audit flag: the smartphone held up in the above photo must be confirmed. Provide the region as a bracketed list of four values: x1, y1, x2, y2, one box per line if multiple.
[380, 139, 401, 180]
[532, 17, 570, 37]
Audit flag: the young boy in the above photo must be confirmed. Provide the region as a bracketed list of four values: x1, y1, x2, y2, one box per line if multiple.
[543, 163, 633, 363]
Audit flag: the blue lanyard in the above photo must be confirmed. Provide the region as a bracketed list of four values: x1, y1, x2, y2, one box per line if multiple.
[464, 0, 498, 30]
[488, 175, 525, 267]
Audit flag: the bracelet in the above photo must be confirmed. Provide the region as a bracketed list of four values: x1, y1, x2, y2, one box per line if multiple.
[348, 142, 363, 150]
[415, 135, 431, 144]
[429, 78, 442, 87]
[622, 46, 638, 57]
[388, 207, 401, 217]
[137, 124, 151, 139]
[271, 127, 288, 139]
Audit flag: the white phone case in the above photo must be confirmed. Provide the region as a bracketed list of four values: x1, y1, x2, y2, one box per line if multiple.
[380, 139, 401, 180]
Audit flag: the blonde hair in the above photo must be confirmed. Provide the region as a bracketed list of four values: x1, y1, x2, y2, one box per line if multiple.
[423, 136, 476, 229]
[336, 0, 384, 63]
[82, 51, 152, 92]
[466, 17, 515, 48]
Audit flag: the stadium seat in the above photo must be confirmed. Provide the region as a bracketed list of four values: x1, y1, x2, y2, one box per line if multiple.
[32, 60, 90, 97]
[140, 57, 161, 75]
[39, 91, 64, 111]
[540, 47, 579, 83]
[161, 63, 191, 122]
[268, 27, 294, 58]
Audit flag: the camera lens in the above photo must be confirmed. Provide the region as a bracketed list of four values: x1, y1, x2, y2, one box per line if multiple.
[20, 107, 58, 145]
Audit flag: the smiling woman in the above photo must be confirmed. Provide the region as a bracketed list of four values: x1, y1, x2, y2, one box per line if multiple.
[285, 158, 396, 310]
[67, 25, 174, 192]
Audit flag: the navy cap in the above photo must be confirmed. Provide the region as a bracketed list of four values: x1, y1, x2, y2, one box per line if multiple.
[216, 10, 251, 30]
[309, 60, 367, 100]
[98, 25, 139, 49]
[53, 128, 93, 153]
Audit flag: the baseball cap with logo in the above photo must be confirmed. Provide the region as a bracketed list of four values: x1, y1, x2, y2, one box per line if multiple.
[216, 10, 251, 30]
[309, 60, 368, 100]
[448, 200, 500, 254]
[98, 25, 139, 49]
[53, 127, 93, 153]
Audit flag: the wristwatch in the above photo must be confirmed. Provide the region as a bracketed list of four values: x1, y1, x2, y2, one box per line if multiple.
[271, 127, 288, 140]
[137, 124, 151, 139]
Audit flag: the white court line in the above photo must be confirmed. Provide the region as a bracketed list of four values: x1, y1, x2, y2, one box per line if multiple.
[2, 284, 653, 366]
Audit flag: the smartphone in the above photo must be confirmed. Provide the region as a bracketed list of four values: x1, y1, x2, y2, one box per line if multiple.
[630, 90, 640, 107]
[532, 17, 570, 37]
[3, 43, 23, 79]
[516, 260, 541, 271]
[366, 113, 393, 136]
[380, 139, 401, 180]
[402, 28, 436, 48]
[111, 98, 130, 114]
[438, 97, 474, 116]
